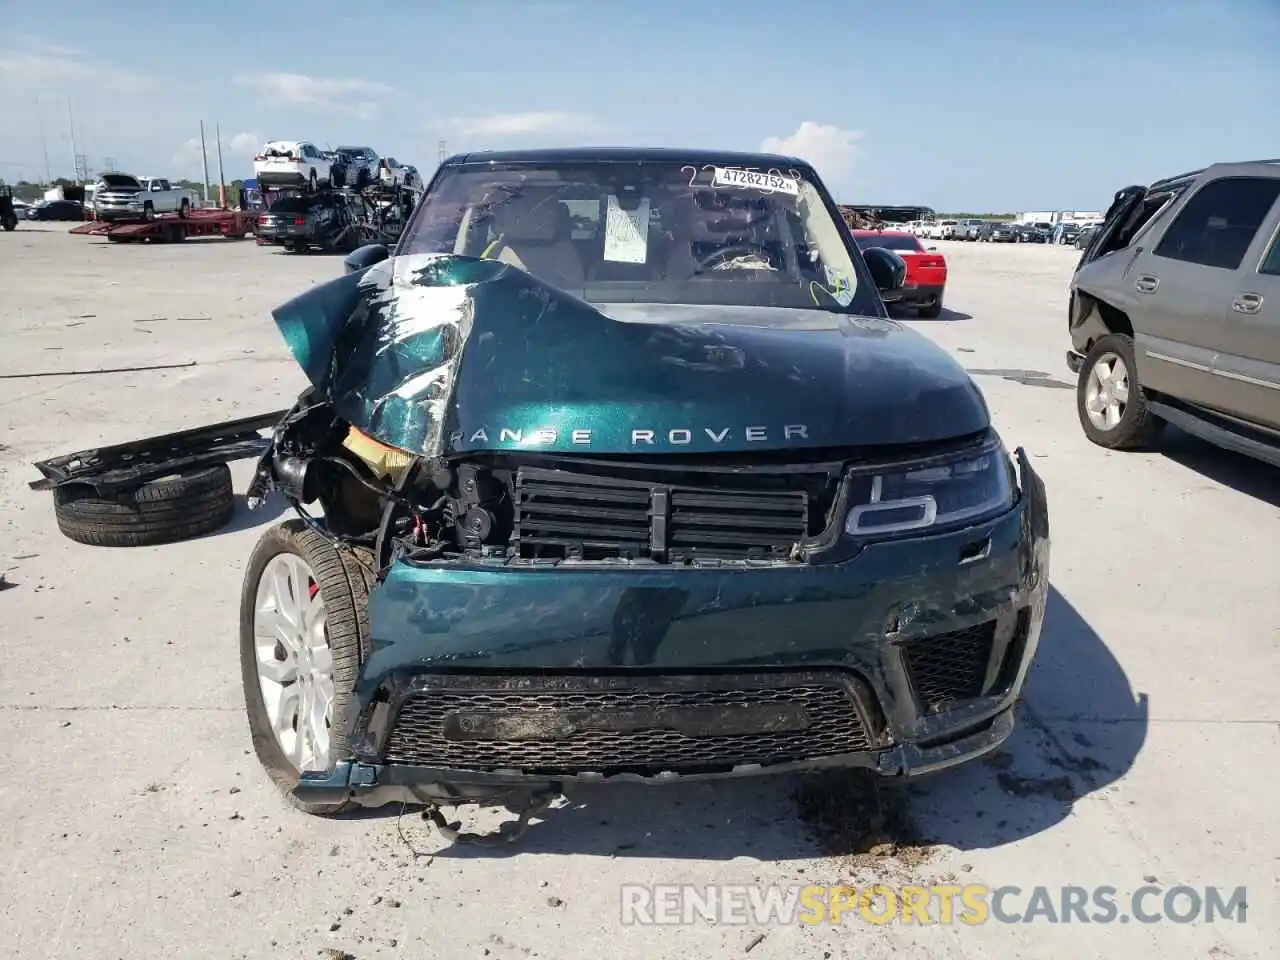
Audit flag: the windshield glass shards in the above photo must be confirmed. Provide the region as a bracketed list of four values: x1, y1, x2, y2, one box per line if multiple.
[398, 160, 872, 314]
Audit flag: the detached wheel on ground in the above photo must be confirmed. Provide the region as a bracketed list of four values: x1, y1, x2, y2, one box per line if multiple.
[53, 463, 235, 547]
[1076, 333, 1164, 449]
[240, 521, 374, 816]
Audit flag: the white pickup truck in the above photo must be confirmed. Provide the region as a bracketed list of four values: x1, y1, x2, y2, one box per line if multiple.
[93, 174, 194, 222]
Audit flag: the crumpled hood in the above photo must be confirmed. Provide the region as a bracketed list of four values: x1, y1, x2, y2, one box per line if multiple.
[270, 253, 989, 457]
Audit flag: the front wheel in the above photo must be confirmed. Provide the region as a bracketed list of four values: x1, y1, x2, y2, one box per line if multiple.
[240, 521, 374, 816]
[178, 199, 190, 219]
[142, 201, 155, 222]
[1, 215, 15, 231]
[308, 171, 318, 194]
[1076, 333, 1164, 450]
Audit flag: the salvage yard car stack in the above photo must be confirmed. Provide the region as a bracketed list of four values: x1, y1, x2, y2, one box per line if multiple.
[29, 147, 1049, 832]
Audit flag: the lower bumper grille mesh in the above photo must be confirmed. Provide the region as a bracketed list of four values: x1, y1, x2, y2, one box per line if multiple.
[901, 621, 997, 711]
[382, 674, 874, 774]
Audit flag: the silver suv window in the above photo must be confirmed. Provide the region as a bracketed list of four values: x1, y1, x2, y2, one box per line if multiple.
[1153, 176, 1280, 271]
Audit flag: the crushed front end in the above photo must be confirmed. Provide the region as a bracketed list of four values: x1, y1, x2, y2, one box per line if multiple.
[290, 438, 1047, 808]
[241, 252, 1050, 810]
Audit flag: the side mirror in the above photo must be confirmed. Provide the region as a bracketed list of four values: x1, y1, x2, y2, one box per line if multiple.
[863, 247, 907, 300]
[343, 243, 389, 274]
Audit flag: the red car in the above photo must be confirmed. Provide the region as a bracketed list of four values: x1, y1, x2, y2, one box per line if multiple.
[852, 229, 948, 318]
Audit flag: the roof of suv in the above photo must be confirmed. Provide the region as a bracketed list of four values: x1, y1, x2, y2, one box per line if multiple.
[441, 146, 811, 170]
[1150, 158, 1280, 191]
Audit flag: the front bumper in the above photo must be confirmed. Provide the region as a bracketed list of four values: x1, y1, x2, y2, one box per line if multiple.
[296, 451, 1050, 808]
[95, 202, 146, 222]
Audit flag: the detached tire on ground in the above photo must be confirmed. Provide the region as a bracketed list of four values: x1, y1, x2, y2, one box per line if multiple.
[1076, 333, 1164, 450]
[53, 464, 235, 547]
[239, 521, 375, 816]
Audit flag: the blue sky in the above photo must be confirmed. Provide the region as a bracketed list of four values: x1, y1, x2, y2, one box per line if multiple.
[1, 0, 1275, 211]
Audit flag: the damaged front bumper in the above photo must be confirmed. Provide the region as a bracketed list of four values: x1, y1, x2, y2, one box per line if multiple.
[295, 451, 1049, 808]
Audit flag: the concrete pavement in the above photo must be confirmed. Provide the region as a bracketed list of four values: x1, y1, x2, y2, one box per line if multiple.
[1, 226, 1275, 959]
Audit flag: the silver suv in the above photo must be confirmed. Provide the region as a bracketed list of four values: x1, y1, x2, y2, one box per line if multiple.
[1067, 160, 1280, 467]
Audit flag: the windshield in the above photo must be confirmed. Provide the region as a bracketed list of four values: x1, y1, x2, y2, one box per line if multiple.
[398, 159, 874, 314]
[854, 233, 921, 252]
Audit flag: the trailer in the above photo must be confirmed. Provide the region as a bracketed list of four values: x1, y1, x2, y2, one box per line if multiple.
[68, 208, 259, 243]
[253, 180, 419, 251]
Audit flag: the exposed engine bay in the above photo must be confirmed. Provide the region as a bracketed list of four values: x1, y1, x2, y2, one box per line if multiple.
[245, 394, 873, 572]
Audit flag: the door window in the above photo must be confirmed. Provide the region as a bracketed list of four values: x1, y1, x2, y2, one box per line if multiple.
[1153, 176, 1280, 271]
[1258, 227, 1280, 276]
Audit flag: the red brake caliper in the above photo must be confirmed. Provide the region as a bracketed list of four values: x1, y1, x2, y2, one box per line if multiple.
[308, 580, 319, 600]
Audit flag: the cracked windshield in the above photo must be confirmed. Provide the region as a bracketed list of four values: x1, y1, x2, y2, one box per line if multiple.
[0, 0, 1272, 958]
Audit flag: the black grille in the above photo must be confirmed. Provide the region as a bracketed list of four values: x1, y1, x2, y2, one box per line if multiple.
[513, 465, 811, 562]
[382, 673, 874, 774]
[901, 621, 997, 711]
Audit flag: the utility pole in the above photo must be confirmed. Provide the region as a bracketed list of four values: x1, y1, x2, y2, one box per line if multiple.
[199, 121, 211, 205]
[215, 123, 226, 208]
[37, 97, 52, 183]
[67, 99, 78, 182]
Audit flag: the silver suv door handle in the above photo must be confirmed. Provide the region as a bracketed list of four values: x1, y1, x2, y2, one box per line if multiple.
[1232, 293, 1264, 315]
[1134, 275, 1160, 294]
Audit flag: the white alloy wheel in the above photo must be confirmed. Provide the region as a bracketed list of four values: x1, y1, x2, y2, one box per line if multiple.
[253, 553, 334, 772]
[1084, 351, 1130, 431]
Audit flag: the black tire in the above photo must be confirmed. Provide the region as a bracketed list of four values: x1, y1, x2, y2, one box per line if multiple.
[309, 171, 318, 194]
[240, 521, 374, 816]
[142, 201, 155, 222]
[178, 199, 190, 219]
[1076, 333, 1164, 450]
[2, 215, 15, 231]
[918, 300, 943, 319]
[53, 464, 235, 547]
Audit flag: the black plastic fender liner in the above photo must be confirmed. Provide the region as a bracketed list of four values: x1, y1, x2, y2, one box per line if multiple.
[53, 464, 235, 547]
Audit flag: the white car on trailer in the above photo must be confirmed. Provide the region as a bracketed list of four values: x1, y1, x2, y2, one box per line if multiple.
[253, 141, 333, 193]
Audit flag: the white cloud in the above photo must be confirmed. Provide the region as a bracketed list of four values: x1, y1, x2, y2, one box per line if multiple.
[228, 132, 260, 155]
[441, 111, 598, 139]
[172, 131, 259, 180]
[233, 72, 395, 118]
[760, 122, 863, 184]
[0, 38, 151, 94]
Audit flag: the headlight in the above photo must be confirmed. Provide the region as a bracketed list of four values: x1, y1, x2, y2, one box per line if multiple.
[844, 434, 1015, 541]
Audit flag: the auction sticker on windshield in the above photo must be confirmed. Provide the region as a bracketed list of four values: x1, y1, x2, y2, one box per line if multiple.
[712, 167, 800, 197]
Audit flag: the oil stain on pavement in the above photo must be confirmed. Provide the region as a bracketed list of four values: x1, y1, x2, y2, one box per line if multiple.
[967, 368, 1074, 390]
